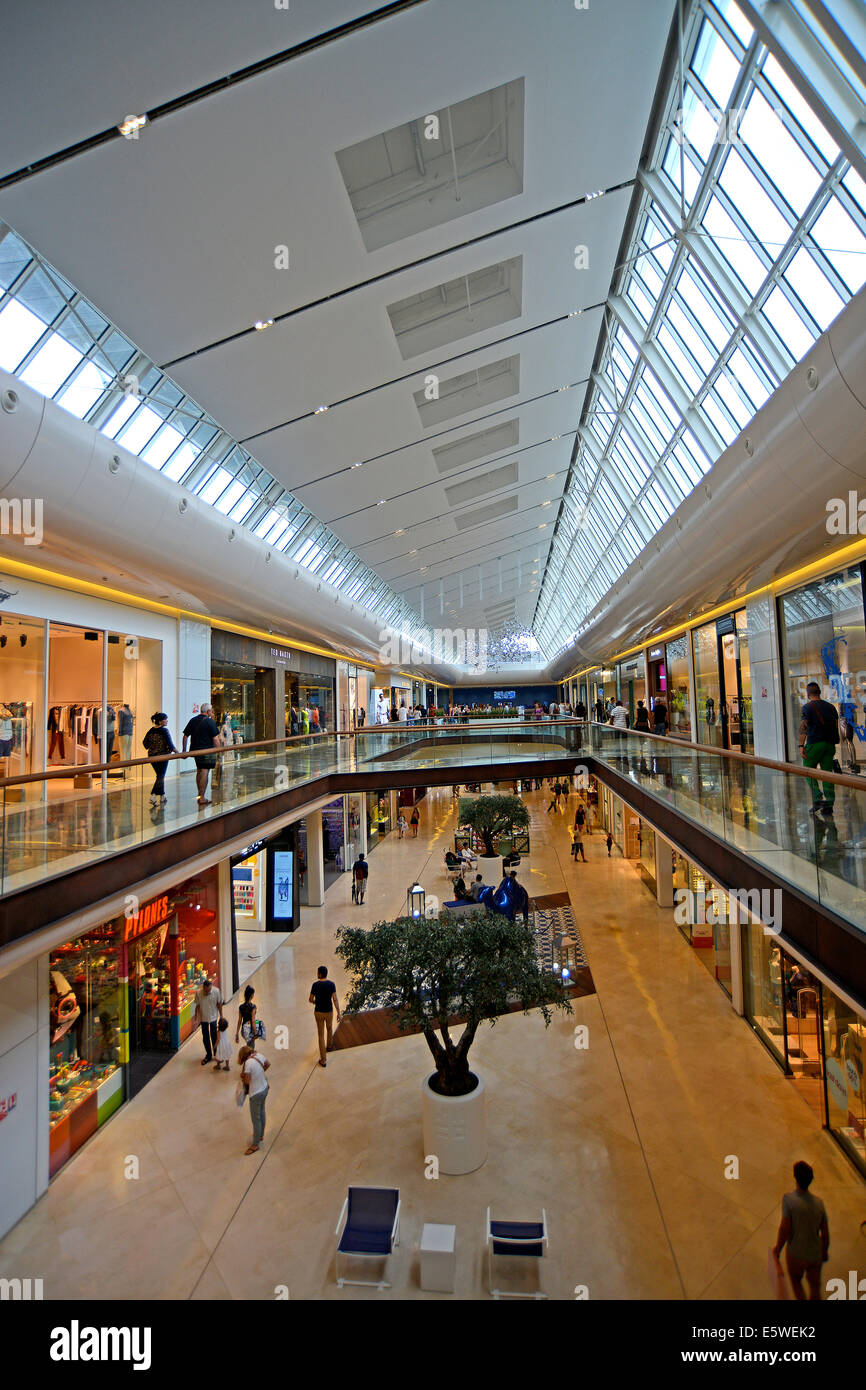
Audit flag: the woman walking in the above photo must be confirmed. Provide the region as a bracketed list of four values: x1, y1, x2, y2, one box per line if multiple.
[410, 805, 420, 838]
[235, 984, 257, 1045]
[238, 1044, 270, 1155]
[142, 711, 176, 806]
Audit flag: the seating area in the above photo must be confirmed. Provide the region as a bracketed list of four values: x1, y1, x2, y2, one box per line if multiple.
[334, 1187, 547, 1296]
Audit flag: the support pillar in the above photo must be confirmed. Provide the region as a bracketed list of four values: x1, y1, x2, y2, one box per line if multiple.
[655, 833, 674, 908]
[306, 810, 325, 907]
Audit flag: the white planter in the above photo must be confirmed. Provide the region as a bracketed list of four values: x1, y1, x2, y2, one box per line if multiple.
[478, 854, 502, 885]
[422, 1072, 487, 1175]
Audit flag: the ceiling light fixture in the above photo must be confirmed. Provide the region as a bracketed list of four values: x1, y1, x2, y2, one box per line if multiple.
[395, 528, 405, 536]
[538, 523, 547, 529]
[568, 309, 583, 317]
[351, 460, 363, 468]
[585, 189, 604, 200]
[409, 548, 418, 555]
[118, 114, 147, 137]
[541, 501, 551, 508]
[420, 566, 429, 573]
[377, 499, 386, 506]
[314, 405, 329, 415]
[254, 319, 274, 331]
[546, 473, 555, 480]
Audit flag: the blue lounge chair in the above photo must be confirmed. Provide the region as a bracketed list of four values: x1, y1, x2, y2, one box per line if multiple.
[486, 1206, 548, 1299]
[335, 1186, 401, 1289]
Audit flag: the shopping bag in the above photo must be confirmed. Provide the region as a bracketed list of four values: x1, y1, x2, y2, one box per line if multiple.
[254, 1019, 266, 1041]
[235, 1080, 247, 1108]
[767, 1249, 789, 1300]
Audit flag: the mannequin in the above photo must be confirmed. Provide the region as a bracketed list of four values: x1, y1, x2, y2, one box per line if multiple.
[118, 704, 134, 763]
[0, 703, 12, 764]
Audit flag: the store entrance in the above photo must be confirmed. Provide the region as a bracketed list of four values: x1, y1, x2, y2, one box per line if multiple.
[127, 925, 174, 1098]
[781, 949, 824, 1121]
[716, 613, 754, 753]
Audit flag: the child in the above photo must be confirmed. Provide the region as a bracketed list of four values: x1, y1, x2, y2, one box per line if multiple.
[397, 813, 407, 839]
[214, 1016, 233, 1071]
[606, 832, 613, 857]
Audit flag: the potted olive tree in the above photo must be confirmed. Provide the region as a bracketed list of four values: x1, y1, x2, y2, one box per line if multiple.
[335, 912, 571, 1173]
[458, 792, 529, 885]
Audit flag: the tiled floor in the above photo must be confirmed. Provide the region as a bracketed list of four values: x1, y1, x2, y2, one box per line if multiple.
[2, 785, 864, 1300]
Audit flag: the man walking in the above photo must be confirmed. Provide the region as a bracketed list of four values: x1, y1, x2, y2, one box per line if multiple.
[609, 700, 629, 730]
[798, 681, 840, 817]
[193, 977, 223, 1065]
[572, 824, 586, 862]
[772, 1161, 829, 1300]
[352, 851, 369, 905]
[182, 703, 220, 805]
[309, 965, 342, 1068]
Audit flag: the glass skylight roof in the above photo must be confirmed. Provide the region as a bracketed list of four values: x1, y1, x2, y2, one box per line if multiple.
[0, 220, 428, 649]
[535, 0, 866, 659]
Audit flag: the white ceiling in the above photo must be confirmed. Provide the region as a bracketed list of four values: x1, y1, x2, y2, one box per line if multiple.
[0, 0, 675, 646]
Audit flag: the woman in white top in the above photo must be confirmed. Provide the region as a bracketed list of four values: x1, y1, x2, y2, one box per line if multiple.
[239, 1045, 270, 1155]
[397, 701, 408, 723]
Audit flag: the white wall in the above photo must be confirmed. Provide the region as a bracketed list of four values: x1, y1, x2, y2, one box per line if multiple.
[747, 593, 786, 761]
[0, 956, 48, 1241]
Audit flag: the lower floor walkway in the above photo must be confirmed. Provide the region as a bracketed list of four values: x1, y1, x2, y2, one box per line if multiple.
[2, 785, 863, 1299]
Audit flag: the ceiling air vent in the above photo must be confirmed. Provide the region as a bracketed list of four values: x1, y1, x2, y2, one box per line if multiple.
[414, 354, 520, 428]
[432, 418, 519, 474]
[454, 495, 518, 531]
[386, 257, 523, 361]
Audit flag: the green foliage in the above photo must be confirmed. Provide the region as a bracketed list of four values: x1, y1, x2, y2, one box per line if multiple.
[335, 913, 571, 1096]
[458, 793, 530, 856]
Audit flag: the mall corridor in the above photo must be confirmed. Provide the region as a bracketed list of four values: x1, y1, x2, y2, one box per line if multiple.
[2, 784, 863, 1301]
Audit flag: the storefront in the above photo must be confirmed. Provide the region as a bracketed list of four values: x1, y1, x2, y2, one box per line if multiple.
[0, 611, 162, 788]
[617, 655, 645, 724]
[664, 635, 692, 740]
[692, 610, 753, 752]
[212, 630, 337, 743]
[778, 563, 866, 769]
[321, 797, 347, 887]
[671, 856, 733, 997]
[339, 663, 372, 729]
[367, 788, 391, 842]
[48, 867, 221, 1177]
[742, 927, 855, 1140]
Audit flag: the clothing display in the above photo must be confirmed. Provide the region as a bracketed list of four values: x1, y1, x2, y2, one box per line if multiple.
[47, 701, 127, 763]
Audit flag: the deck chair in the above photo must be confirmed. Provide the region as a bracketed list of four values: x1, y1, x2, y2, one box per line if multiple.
[335, 1186, 401, 1289]
[486, 1206, 548, 1299]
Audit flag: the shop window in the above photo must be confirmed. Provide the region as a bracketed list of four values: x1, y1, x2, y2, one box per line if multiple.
[822, 986, 866, 1176]
[107, 632, 162, 781]
[0, 612, 45, 794]
[779, 566, 866, 768]
[665, 636, 692, 739]
[693, 622, 723, 746]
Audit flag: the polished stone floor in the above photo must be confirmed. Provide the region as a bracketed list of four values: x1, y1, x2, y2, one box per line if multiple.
[2, 784, 863, 1300]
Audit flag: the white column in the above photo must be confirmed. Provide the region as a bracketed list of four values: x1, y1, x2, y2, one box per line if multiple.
[356, 796, 368, 856]
[217, 859, 234, 983]
[746, 593, 786, 761]
[306, 810, 325, 907]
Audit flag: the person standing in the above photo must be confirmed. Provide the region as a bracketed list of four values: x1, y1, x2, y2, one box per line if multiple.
[182, 704, 220, 805]
[397, 812, 407, 839]
[572, 824, 586, 862]
[398, 700, 408, 723]
[574, 803, 586, 833]
[193, 977, 223, 1065]
[547, 782, 558, 814]
[352, 851, 368, 905]
[652, 700, 669, 736]
[309, 965, 342, 1068]
[290, 706, 299, 736]
[142, 711, 175, 805]
[575, 700, 587, 720]
[634, 700, 651, 732]
[410, 805, 420, 838]
[311, 705, 320, 733]
[798, 681, 840, 817]
[772, 1161, 829, 1301]
[508, 869, 529, 920]
[238, 1044, 270, 1154]
[606, 831, 613, 856]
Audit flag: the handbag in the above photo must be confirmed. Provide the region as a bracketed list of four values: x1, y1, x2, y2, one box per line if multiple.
[253, 1019, 266, 1041]
[235, 1079, 247, 1108]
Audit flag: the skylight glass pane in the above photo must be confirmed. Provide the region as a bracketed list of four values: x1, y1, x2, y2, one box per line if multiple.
[0, 298, 44, 369]
[711, 0, 753, 46]
[681, 85, 721, 163]
[691, 16, 741, 107]
[0, 231, 32, 290]
[657, 323, 703, 393]
[711, 369, 752, 427]
[761, 55, 839, 165]
[230, 490, 258, 522]
[700, 389, 739, 445]
[739, 91, 824, 215]
[117, 404, 163, 454]
[274, 527, 297, 553]
[718, 150, 794, 252]
[727, 344, 772, 409]
[676, 265, 735, 347]
[141, 423, 184, 468]
[783, 246, 845, 330]
[254, 508, 281, 538]
[18, 333, 81, 395]
[761, 285, 819, 359]
[301, 545, 324, 571]
[56, 360, 110, 418]
[162, 440, 199, 482]
[100, 395, 138, 439]
[810, 199, 866, 294]
[214, 479, 246, 514]
[701, 196, 768, 294]
[667, 300, 716, 374]
[626, 276, 654, 324]
[198, 466, 233, 504]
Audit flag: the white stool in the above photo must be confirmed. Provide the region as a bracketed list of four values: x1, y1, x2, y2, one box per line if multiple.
[424, 895, 439, 920]
[420, 1222, 456, 1293]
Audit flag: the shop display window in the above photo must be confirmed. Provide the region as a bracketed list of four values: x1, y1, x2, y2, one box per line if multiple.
[665, 636, 692, 739]
[48, 925, 123, 1176]
[365, 790, 380, 849]
[693, 622, 723, 747]
[779, 566, 866, 768]
[743, 921, 785, 1064]
[822, 986, 866, 1176]
[321, 797, 346, 883]
[0, 612, 45, 792]
[106, 631, 162, 780]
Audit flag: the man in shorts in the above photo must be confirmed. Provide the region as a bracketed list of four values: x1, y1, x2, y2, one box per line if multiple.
[183, 703, 220, 805]
[772, 1160, 829, 1300]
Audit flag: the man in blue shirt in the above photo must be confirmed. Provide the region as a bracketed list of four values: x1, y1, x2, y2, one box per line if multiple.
[798, 682, 839, 817]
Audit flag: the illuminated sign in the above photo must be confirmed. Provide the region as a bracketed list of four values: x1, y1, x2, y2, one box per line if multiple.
[123, 895, 171, 943]
[494, 690, 516, 700]
[270, 647, 292, 663]
[649, 647, 664, 660]
[272, 851, 293, 920]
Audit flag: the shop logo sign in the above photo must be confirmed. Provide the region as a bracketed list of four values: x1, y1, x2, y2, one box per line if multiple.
[0, 1091, 17, 1122]
[270, 647, 292, 663]
[122, 895, 170, 943]
[826, 1058, 848, 1112]
[49, 1321, 152, 1370]
[846, 1058, 860, 1094]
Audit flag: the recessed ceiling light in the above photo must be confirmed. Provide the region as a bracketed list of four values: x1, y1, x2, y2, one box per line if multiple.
[541, 501, 551, 508]
[395, 528, 405, 536]
[420, 566, 429, 573]
[254, 319, 274, 331]
[409, 548, 418, 555]
[118, 114, 147, 137]
[557, 386, 569, 393]
[568, 309, 583, 317]
[377, 499, 386, 506]
[551, 435, 561, 442]
[314, 405, 329, 414]
[538, 523, 547, 529]
[351, 460, 363, 468]
[546, 473, 555, 480]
